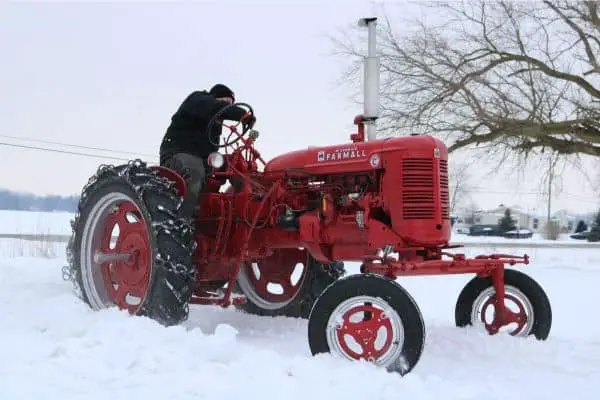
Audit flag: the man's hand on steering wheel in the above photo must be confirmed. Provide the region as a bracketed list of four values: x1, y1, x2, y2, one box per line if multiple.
[241, 112, 256, 131]
[206, 102, 256, 149]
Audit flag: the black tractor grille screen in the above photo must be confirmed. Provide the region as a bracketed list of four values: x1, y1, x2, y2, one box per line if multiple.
[401, 157, 449, 220]
[402, 158, 434, 219]
[439, 159, 449, 219]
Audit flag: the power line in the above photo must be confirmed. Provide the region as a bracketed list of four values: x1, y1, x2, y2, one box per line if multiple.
[0, 141, 152, 162]
[0, 134, 156, 158]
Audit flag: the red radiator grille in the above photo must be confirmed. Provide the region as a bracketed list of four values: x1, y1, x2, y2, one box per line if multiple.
[439, 159, 450, 219]
[402, 158, 435, 219]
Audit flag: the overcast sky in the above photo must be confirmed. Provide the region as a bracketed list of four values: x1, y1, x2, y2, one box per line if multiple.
[1, 0, 598, 214]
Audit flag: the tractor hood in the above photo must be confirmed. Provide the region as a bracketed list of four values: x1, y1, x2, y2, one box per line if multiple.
[263, 135, 445, 175]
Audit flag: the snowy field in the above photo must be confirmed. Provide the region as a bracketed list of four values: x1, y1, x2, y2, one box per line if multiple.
[0, 209, 74, 236]
[1, 210, 600, 399]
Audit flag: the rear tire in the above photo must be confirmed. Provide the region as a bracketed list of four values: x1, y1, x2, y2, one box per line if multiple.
[234, 249, 345, 319]
[64, 160, 197, 326]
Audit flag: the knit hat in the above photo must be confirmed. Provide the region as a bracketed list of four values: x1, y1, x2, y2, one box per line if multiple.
[209, 83, 235, 102]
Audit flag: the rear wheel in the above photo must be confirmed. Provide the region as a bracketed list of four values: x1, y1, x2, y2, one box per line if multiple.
[64, 160, 197, 326]
[234, 248, 345, 319]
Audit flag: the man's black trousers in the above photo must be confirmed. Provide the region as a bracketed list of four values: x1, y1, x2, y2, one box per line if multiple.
[161, 152, 206, 218]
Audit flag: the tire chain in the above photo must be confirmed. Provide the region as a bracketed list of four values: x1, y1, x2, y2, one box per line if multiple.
[62, 158, 197, 300]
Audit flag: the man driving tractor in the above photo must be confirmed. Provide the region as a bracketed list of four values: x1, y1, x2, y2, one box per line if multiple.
[159, 83, 255, 218]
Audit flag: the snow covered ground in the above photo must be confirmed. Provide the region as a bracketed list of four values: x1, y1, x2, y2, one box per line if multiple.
[1, 211, 600, 399]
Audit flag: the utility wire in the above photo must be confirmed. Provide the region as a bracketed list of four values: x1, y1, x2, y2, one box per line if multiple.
[0, 134, 156, 158]
[0, 141, 149, 162]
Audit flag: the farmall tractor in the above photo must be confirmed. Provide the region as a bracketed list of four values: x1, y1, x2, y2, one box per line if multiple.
[63, 18, 552, 375]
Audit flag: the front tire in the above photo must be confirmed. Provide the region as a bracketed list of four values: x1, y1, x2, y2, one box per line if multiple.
[64, 160, 197, 326]
[308, 274, 426, 375]
[455, 268, 552, 340]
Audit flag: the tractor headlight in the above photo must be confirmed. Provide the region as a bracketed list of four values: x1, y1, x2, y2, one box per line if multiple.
[207, 152, 225, 169]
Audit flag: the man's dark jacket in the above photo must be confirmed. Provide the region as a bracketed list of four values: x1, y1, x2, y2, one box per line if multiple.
[160, 90, 247, 163]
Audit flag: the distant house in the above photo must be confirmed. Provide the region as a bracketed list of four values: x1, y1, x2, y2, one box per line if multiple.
[552, 209, 577, 232]
[455, 204, 580, 233]
[472, 205, 543, 232]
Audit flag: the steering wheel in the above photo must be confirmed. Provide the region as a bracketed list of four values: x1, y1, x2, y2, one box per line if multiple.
[206, 102, 255, 150]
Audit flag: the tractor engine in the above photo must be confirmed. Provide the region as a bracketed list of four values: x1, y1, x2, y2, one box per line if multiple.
[262, 133, 451, 262]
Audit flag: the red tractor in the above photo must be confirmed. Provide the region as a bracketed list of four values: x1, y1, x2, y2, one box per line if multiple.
[62, 18, 552, 376]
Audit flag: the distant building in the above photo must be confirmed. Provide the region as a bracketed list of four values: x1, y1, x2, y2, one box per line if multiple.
[453, 204, 579, 233]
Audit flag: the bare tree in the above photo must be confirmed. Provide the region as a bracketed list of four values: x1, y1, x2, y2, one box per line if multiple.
[332, 0, 600, 162]
[461, 200, 481, 225]
[448, 160, 473, 214]
[594, 158, 600, 194]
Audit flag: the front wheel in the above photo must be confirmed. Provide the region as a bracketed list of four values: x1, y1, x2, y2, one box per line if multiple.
[455, 268, 552, 340]
[307, 274, 426, 376]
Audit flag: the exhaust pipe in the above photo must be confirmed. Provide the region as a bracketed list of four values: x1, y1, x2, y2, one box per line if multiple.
[358, 17, 379, 141]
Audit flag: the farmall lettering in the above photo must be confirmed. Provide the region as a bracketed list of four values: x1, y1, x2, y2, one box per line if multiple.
[317, 146, 367, 162]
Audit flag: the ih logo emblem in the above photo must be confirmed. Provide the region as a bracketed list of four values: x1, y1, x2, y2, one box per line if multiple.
[316, 147, 367, 162]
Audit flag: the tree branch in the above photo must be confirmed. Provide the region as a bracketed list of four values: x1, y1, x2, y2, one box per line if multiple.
[331, 0, 600, 162]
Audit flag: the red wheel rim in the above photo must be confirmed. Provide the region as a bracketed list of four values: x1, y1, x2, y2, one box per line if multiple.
[471, 285, 535, 336]
[326, 296, 405, 366]
[237, 248, 308, 308]
[98, 201, 151, 313]
[336, 304, 394, 361]
[481, 293, 530, 335]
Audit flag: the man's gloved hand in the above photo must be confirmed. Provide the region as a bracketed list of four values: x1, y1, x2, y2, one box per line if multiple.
[241, 112, 256, 130]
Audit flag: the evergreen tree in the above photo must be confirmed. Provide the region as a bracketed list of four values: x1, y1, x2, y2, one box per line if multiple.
[575, 220, 588, 233]
[588, 210, 600, 242]
[498, 208, 517, 233]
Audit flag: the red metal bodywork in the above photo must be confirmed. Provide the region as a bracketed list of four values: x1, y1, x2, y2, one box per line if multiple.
[154, 116, 529, 329]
